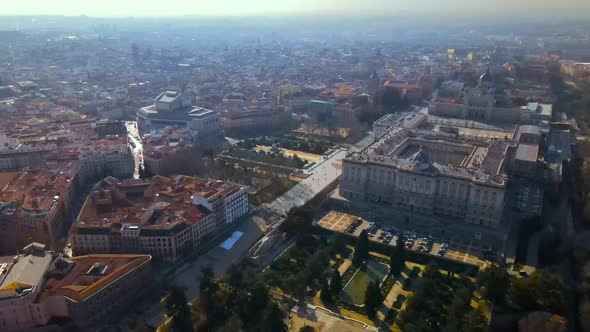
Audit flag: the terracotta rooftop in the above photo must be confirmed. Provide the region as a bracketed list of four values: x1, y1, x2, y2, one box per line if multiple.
[43, 254, 151, 302]
[0, 162, 80, 213]
[72, 175, 243, 235]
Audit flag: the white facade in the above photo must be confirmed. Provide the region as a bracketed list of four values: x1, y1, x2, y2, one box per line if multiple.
[0, 135, 55, 172]
[189, 109, 221, 138]
[0, 248, 151, 331]
[0, 290, 52, 331]
[79, 144, 134, 180]
[224, 187, 249, 224]
[340, 156, 506, 228]
[0, 248, 53, 331]
[72, 213, 215, 262]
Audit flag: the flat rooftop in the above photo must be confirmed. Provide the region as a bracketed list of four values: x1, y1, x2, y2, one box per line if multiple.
[138, 105, 218, 121]
[0, 244, 53, 300]
[156, 91, 180, 104]
[515, 143, 539, 162]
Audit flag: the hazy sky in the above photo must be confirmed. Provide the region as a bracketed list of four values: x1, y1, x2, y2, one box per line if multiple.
[3, 0, 589, 16]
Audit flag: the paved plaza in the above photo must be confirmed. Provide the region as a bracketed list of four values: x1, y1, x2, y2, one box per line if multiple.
[265, 149, 347, 216]
[318, 210, 357, 232]
[288, 303, 377, 332]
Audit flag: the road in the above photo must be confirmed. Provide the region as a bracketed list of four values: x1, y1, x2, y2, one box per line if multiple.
[125, 121, 143, 179]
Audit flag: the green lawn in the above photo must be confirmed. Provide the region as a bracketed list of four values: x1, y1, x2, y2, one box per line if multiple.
[340, 259, 389, 305]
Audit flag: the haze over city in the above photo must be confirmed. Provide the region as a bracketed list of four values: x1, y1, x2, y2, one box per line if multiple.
[0, 2, 589, 332]
[3, 0, 590, 16]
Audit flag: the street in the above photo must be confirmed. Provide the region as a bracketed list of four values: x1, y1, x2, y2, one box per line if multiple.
[125, 121, 143, 179]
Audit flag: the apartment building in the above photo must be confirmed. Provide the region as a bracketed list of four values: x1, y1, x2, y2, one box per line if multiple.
[0, 242, 151, 331]
[78, 136, 134, 181]
[70, 175, 247, 261]
[0, 162, 81, 253]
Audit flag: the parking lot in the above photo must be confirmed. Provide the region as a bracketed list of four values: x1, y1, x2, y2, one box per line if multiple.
[318, 210, 468, 266]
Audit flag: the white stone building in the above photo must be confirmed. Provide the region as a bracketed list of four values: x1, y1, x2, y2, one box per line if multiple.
[79, 138, 134, 181]
[340, 124, 509, 229]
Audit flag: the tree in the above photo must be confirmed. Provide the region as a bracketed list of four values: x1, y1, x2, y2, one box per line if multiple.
[217, 314, 243, 332]
[330, 269, 343, 295]
[463, 306, 489, 332]
[260, 302, 287, 332]
[292, 154, 305, 168]
[280, 206, 314, 235]
[508, 275, 538, 311]
[444, 287, 473, 331]
[162, 286, 193, 332]
[199, 265, 215, 293]
[237, 279, 269, 327]
[330, 233, 349, 257]
[364, 280, 383, 318]
[423, 261, 441, 280]
[390, 236, 406, 276]
[249, 280, 270, 313]
[320, 280, 332, 303]
[298, 141, 311, 152]
[353, 230, 369, 266]
[285, 274, 307, 299]
[306, 251, 327, 278]
[227, 263, 243, 291]
[507, 271, 564, 313]
[536, 272, 565, 314]
[478, 264, 509, 305]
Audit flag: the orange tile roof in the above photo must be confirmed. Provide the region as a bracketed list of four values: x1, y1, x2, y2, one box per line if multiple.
[0, 163, 80, 212]
[44, 254, 151, 302]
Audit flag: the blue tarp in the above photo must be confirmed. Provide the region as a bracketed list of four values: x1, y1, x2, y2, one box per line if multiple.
[220, 231, 244, 250]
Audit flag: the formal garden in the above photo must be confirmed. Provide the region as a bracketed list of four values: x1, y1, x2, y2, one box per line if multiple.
[153, 204, 567, 332]
[237, 135, 332, 155]
[261, 206, 492, 331]
[340, 258, 390, 305]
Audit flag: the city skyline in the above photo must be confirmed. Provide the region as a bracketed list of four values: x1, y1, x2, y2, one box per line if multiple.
[0, 2, 588, 331]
